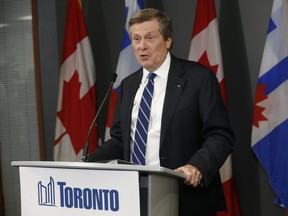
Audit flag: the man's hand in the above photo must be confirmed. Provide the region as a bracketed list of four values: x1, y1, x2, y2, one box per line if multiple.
[175, 164, 202, 187]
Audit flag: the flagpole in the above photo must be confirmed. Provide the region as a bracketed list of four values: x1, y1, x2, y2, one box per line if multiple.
[0, 160, 4, 216]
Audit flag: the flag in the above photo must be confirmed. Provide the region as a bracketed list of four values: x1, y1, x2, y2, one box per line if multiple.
[188, 0, 241, 215]
[104, 0, 144, 140]
[251, 0, 288, 210]
[54, 0, 97, 161]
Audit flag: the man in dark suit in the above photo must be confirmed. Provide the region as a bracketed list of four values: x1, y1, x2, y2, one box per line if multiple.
[88, 8, 234, 216]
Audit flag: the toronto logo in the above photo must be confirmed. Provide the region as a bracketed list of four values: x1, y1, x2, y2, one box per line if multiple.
[38, 177, 56, 206]
[36, 176, 120, 211]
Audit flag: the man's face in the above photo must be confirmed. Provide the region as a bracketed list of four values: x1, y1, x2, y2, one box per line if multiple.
[130, 19, 172, 72]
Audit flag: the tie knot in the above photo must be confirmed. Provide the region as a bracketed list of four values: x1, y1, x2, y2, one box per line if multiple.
[148, 73, 156, 81]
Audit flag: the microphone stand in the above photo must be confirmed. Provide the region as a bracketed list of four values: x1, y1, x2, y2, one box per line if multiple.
[81, 73, 117, 162]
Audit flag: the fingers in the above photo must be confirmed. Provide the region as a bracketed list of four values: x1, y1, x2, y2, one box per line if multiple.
[175, 164, 202, 187]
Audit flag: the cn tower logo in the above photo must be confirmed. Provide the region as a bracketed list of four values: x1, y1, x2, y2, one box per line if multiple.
[38, 177, 56, 206]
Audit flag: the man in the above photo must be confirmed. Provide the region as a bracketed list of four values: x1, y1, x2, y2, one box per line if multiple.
[88, 8, 234, 216]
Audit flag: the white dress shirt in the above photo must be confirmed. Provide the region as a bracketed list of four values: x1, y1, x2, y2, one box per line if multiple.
[130, 53, 171, 166]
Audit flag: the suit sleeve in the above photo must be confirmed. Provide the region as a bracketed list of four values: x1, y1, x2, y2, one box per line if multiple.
[188, 68, 235, 186]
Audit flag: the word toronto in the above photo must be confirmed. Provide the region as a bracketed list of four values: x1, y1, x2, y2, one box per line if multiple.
[57, 182, 120, 211]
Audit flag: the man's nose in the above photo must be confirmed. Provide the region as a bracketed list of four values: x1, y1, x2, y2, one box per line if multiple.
[139, 39, 146, 50]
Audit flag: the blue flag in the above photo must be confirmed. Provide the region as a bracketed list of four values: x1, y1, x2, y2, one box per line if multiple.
[251, 0, 288, 210]
[104, 0, 144, 140]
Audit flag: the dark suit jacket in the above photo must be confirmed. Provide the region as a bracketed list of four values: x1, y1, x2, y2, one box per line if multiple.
[88, 55, 235, 216]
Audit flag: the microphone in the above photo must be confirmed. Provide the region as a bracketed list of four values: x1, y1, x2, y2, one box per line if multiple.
[81, 73, 117, 162]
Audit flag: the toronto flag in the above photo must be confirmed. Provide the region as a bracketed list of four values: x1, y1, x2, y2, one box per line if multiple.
[251, 0, 288, 210]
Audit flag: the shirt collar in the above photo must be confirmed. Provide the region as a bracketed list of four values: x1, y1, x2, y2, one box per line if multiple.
[143, 52, 171, 80]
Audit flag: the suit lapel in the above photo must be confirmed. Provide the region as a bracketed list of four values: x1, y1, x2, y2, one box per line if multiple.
[125, 70, 143, 111]
[160, 57, 186, 146]
[122, 70, 143, 148]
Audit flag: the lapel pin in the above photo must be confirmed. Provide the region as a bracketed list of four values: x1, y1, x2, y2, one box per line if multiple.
[177, 84, 181, 88]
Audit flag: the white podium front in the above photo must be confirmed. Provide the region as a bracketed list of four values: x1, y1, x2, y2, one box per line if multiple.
[12, 161, 185, 216]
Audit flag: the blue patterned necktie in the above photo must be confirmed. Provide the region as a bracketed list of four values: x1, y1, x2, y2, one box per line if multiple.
[132, 73, 157, 165]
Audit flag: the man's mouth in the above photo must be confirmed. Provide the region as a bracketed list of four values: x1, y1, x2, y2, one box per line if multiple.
[140, 54, 149, 60]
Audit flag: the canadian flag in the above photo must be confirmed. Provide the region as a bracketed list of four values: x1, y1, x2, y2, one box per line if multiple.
[54, 0, 97, 161]
[188, 0, 241, 215]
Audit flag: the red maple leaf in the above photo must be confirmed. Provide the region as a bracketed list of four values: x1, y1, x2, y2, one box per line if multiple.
[198, 51, 219, 75]
[253, 84, 268, 127]
[56, 71, 97, 154]
[197, 51, 228, 105]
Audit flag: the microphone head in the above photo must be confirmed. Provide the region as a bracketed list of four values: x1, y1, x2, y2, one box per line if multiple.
[110, 73, 118, 83]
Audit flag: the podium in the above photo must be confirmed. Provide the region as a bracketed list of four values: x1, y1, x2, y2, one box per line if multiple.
[12, 161, 185, 216]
